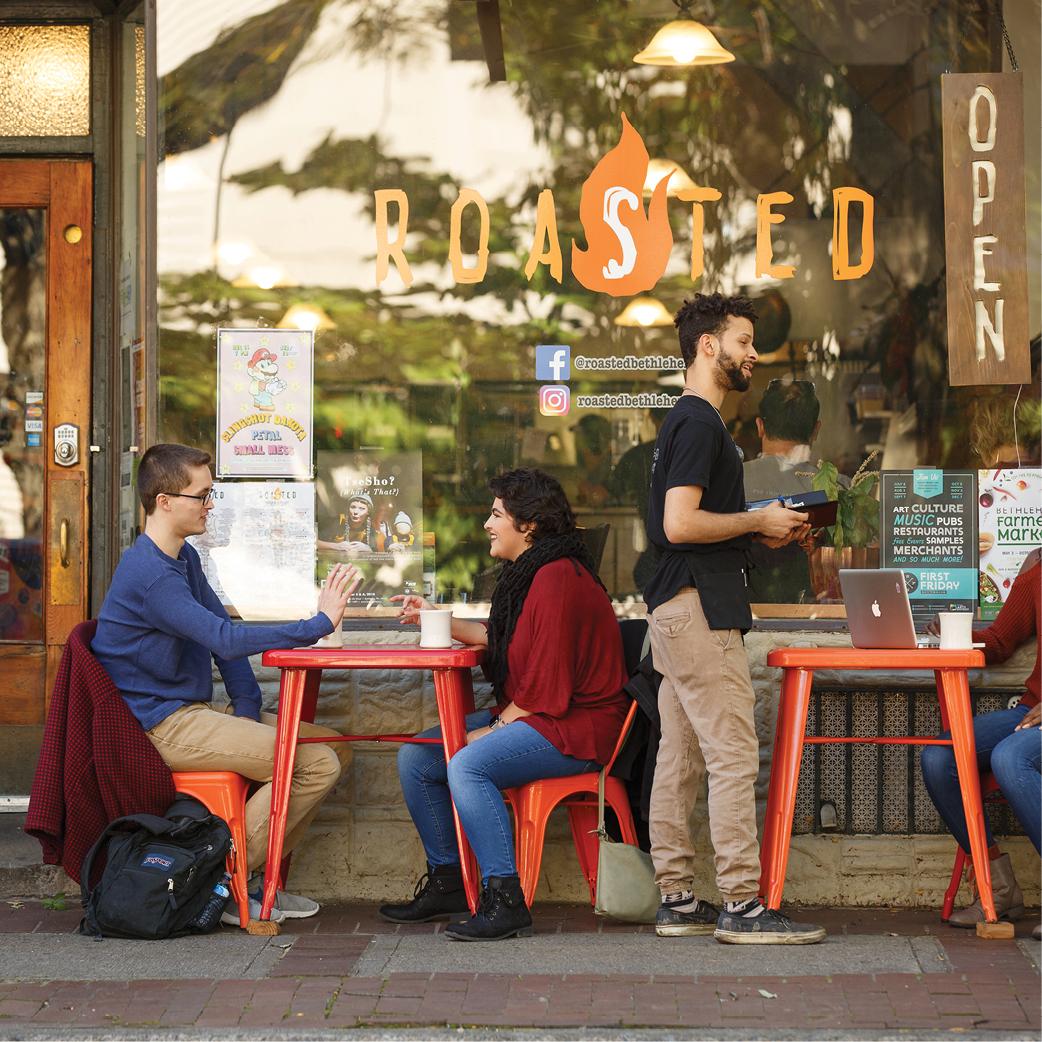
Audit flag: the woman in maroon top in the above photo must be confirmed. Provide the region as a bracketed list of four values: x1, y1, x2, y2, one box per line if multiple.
[380, 468, 629, 941]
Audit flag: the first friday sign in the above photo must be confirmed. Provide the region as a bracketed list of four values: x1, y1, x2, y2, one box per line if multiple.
[216, 328, 314, 479]
[941, 73, 1031, 386]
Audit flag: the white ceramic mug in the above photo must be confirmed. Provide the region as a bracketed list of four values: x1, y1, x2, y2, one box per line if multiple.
[419, 608, 452, 649]
[938, 611, 973, 649]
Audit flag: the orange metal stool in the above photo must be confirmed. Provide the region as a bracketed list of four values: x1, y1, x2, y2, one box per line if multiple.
[171, 771, 253, 931]
[941, 772, 1005, 921]
[506, 702, 639, 906]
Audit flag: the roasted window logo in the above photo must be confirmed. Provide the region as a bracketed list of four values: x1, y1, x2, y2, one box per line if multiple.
[571, 114, 673, 297]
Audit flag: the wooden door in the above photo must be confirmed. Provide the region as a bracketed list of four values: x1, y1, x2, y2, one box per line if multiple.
[0, 160, 91, 794]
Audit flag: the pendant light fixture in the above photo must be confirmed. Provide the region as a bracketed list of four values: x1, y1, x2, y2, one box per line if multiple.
[614, 296, 675, 327]
[634, 0, 735, 67]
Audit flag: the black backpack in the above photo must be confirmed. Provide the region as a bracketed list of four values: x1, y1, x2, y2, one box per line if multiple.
[78, 796, 233, 940]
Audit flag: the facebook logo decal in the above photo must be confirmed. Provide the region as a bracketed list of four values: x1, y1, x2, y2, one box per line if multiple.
[536, 345, 570, 382]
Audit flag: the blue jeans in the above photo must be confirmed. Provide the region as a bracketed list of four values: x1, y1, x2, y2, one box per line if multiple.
[397, 710, 598, 881]
[921, 704, 1041, 854]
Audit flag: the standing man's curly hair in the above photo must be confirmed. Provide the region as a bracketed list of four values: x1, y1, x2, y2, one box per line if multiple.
[674, 293, 758, 369]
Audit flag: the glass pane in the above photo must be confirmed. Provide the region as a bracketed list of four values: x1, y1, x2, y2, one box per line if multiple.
[0, 25, 91, 137]
[155, 1, 1031, 616]
[0, 208, 46, 642]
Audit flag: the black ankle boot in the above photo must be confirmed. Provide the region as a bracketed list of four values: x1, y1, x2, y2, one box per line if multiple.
[379, 864, 469, 923]
[444, 875, 532, 941]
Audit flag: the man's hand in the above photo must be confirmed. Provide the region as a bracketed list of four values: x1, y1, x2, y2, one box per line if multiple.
[391, 593, 435, 625]
[753, 501, 809, 540]
[1015, 704, 1041, 730]
[925, 615, 941, 638]
[317, 563, 362, 629]
[755, 522, 812, 549]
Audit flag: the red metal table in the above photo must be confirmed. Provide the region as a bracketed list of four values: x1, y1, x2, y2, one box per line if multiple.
[259, 645, 485, 921]
[760, 648, 998, 922]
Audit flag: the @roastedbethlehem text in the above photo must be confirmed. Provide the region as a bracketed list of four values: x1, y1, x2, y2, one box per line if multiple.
[573, 354, 684, 371]
[575, 392, 680, 409]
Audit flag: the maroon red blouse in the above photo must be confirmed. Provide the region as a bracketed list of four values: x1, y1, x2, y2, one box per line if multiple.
[493, 557, 630, 765]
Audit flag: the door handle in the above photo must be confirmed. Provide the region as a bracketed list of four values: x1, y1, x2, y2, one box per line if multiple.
[60, 519, 69, 568]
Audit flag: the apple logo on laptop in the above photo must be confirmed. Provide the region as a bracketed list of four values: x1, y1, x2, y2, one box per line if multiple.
[871, 600, 882, 618]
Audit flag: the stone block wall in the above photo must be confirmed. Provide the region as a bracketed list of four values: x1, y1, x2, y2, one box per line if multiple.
[221, 629, 1039, 908]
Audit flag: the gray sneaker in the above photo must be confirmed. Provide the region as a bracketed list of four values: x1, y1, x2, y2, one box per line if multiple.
[221, 896, 286, 928]
[714, 901, 826, 945]
[655, 899, 720, 937]
[249, 885, 320, 919]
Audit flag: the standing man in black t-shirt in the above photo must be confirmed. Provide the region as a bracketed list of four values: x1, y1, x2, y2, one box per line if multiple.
[645, 293, 825, 945]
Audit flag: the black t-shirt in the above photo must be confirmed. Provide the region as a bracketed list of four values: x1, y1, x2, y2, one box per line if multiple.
[644, 395, 752, 626]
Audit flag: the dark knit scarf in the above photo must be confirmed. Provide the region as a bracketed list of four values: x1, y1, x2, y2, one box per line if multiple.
[485, 530, 605, 700]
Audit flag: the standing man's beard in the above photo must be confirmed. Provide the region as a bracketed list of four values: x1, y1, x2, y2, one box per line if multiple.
[715, 351, 752, 392]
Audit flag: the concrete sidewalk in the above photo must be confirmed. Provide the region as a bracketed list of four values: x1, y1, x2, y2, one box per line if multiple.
[0, 901, 1037, 1039]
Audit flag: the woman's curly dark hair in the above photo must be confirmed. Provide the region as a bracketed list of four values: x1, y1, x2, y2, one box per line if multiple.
[487, 467, 576, 541]
[674, 292, 758, 368]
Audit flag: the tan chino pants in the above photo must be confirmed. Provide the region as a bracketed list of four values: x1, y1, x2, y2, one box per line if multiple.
[647, 587, 761, 901]
[147, 703, 350, 873]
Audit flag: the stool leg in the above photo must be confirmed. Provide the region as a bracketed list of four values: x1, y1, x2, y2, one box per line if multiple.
[937, 668, 997, 923]
[760, 666, 813, 908]
[567, 803, 600, 905]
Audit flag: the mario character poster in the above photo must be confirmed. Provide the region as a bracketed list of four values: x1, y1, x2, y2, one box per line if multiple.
[215, 328, 313, 479]
[315, 450, 423, 615]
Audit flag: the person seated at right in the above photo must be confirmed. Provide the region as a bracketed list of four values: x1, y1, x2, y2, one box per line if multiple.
[921, 550, 1040, 934]
[92, 443, 360, 924]
[378, 467, 630, 941]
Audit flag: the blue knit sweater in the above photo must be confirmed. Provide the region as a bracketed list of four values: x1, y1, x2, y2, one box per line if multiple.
[92, 534, 331, 730]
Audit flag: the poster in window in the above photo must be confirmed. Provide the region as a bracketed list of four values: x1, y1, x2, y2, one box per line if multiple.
[977, 468, 1042, 619]
[880, 469, 977, 628]
[189, 482, 317, 621]
[315, 450, 423, 616]
[215, 328, 313, 479]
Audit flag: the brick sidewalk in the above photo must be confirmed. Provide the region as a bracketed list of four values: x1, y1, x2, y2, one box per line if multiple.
[0, 903, 1037, 1036]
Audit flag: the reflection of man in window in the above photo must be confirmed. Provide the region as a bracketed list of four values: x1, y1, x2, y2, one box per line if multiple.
[743, 379, 821, 603]
[571, 414, 613, 507]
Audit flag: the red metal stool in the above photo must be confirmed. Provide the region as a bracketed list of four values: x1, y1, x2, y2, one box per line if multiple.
[506, 702, 639, 907]
[171, 771, 262, 933]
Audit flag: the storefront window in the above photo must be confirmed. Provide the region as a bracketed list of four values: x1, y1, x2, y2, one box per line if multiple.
[155, 0, 1038, 618]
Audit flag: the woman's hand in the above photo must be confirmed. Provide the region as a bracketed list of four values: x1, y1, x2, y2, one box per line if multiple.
[391, 593, 435, 625]
[466, 725, 493, 745]
[1015, 704, 1040, 730]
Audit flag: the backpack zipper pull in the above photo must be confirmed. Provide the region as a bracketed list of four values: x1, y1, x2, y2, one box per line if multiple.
[167, 878, 174, 893]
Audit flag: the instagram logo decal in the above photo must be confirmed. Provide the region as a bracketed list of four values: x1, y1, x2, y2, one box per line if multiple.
[539, 385, 570, 416]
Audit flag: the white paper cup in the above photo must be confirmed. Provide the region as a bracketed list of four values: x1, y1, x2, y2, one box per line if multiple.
[316, 623, 344, 648]
[419, 609, 452, 648]
[938, 611, 973, 649]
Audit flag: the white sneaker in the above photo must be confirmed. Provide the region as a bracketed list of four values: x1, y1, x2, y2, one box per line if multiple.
[221, 896, 286, 927]
[249, 885, 320, 919]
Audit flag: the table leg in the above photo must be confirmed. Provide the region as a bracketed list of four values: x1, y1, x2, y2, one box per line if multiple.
[432, 666, 481, 914]
[759, 667, 813, 908]
[936, 667, 996, 922]
[261, 667, 311, 921]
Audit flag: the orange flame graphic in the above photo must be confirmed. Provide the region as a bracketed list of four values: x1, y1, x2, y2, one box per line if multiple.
[571, 114, 673, 297]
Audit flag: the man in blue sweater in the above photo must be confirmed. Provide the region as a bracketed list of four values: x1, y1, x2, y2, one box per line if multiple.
[93, 443, 360, 924]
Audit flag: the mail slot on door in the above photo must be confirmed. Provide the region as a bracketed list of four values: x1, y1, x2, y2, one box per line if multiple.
[54, 423, 79, 467]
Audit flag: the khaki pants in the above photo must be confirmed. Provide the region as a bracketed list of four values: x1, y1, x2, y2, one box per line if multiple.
[647, 587, 760, 901]
[147, 703, 350, 873]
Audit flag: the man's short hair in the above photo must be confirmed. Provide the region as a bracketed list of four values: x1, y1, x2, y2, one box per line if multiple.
[137, 443, 211, 515]
[757, 379, 820, 443]
[674, 293, 758, 369]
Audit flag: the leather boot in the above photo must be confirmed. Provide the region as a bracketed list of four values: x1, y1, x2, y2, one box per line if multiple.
[949, 852, 1025, 928]
[378, 864, 469, 923]
[444, 875, 533, 941]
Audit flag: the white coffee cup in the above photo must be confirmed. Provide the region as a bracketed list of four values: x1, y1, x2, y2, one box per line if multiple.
[317, 623, 344, 648]
[938, 611, 974, 649]
[419, 608, 452, 649]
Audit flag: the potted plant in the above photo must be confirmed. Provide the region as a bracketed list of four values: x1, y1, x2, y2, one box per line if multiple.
[803, 451, 881, 601]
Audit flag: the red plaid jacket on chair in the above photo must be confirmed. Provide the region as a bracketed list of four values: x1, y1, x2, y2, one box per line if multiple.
[25, 619, 176, 884]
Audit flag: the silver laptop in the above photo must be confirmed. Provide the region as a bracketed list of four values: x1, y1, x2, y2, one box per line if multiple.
[840, 568, 931, 649]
